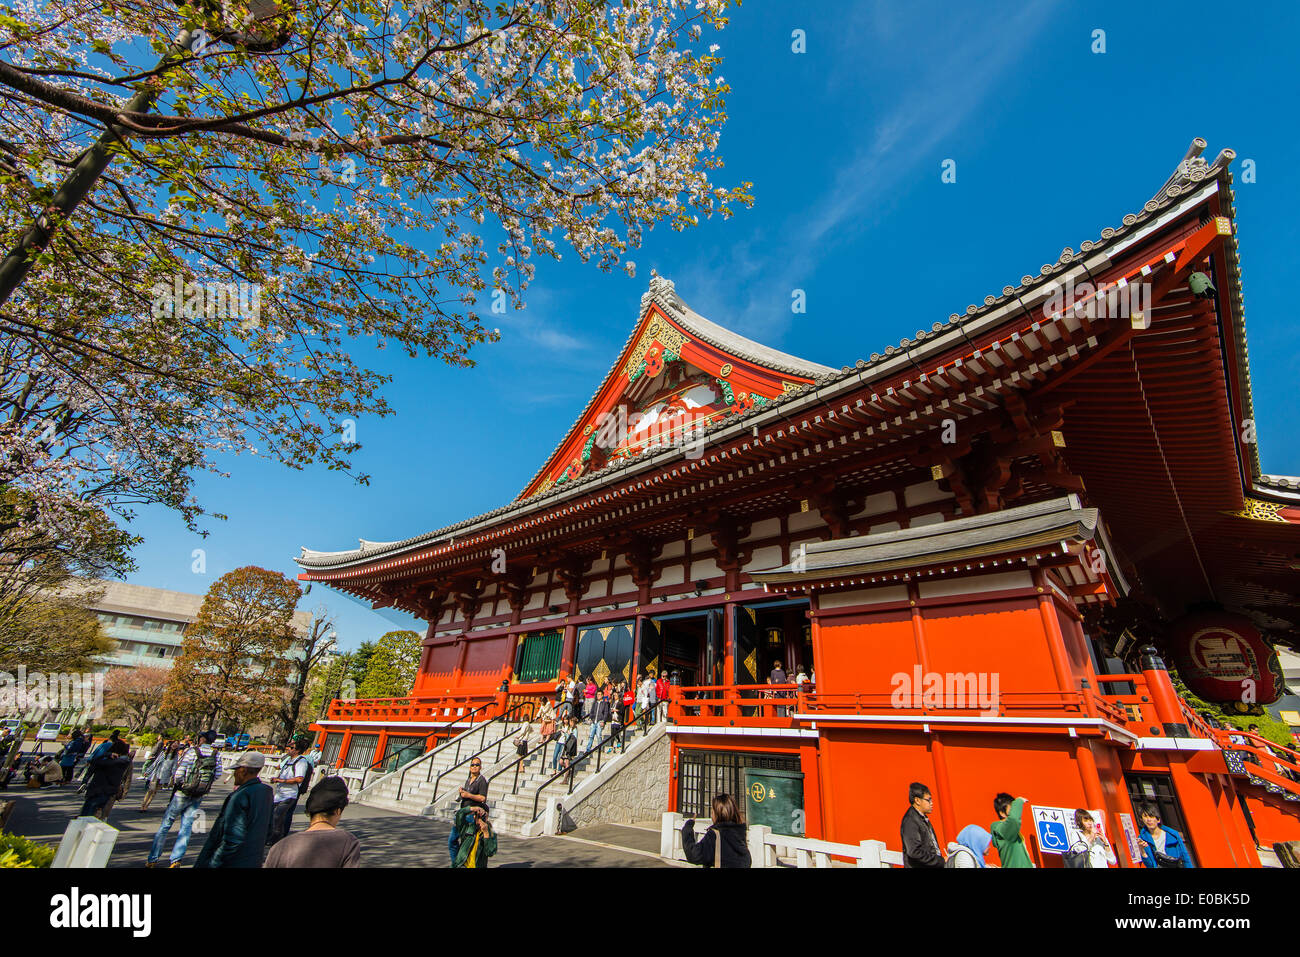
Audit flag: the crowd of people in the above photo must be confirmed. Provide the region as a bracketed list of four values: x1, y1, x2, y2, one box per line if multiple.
[897, 781, 1195, 869]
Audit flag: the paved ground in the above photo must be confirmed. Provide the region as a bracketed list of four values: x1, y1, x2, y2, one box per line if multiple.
[1, 759, 673, 868]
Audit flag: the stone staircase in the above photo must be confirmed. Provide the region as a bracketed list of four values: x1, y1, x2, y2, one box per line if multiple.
[353, 717, 533, 816]
[355, 707, 669, 834]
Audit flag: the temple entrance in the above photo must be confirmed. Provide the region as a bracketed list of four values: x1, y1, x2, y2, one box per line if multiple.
[735, 598, 812, 685]
[640, 609, 723, 686]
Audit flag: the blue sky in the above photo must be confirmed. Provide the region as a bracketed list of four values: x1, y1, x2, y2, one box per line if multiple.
[120, 0, 1300, 650]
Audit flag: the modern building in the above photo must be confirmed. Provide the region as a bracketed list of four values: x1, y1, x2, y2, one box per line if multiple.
[299, 142, 1300, 865]
[79, 580, 314, 673]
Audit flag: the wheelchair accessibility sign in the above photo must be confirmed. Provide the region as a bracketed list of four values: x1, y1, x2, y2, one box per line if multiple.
[1030, 805, 1104, 855]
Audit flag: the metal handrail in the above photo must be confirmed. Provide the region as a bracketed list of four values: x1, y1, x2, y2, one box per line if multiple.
[426, 700, 538, 805]
[531, 701, 665, 823]
[483, 721, 559, 798]
[358, 698, 498, 791]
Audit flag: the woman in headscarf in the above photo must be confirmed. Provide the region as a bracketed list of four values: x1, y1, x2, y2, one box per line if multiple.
[946, 824, 994, 867]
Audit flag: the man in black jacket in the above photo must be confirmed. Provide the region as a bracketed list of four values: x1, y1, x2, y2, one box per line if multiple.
[900, 782, 945, 868]
[78, 739, 131, 819]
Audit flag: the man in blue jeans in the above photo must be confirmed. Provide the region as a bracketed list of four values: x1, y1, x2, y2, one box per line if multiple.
[448, 757, 487, 863]
[146, 731, 223, 868]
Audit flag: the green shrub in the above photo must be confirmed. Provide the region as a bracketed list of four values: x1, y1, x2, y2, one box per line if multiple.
[136, 732, 159, 747]
[0, 832, 55, 868]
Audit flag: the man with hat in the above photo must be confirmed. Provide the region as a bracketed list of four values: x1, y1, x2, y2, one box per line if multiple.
[194, 751, 273, 868]
[264, 776, 360, 868]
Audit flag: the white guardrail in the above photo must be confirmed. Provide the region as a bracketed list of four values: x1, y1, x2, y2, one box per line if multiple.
[660, 812, 904, 868]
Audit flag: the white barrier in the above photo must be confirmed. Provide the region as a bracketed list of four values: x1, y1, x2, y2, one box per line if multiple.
[51, 817, 119, 868]
[660, 812, 903, 868]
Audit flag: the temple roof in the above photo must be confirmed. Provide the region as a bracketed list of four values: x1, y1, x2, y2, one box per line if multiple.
[750, 495, 1126, 593]
[298, 139, 1268, 576]
[513, 277, 836, 499]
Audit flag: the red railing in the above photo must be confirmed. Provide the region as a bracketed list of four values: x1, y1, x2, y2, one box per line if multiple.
[668, 677, 1149, 732]
[1210, 728, 1300, 796]
[325, 691, 500, 724]
[669, 684, 805, 723]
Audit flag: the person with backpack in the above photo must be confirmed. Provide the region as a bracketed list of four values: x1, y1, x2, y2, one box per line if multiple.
[146, 730, 223, 868]
[989, 792, 1035, 868]
[194, 751, 273, 868]
[267, 738, 313, 847]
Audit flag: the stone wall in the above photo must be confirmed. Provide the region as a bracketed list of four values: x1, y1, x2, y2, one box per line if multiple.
[559, 730, 670, 830]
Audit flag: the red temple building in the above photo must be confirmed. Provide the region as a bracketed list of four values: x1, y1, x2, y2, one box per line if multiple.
[298, 140, 1300, 866]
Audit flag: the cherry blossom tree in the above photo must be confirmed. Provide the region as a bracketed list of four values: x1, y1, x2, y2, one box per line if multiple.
[0, 0, 750, 542]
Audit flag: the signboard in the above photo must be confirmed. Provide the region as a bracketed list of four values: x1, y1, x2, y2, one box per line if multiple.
[1166, 610, 1284, 704]
[1030, 804, 1106, 856]
[1117, 812, 1143, 865]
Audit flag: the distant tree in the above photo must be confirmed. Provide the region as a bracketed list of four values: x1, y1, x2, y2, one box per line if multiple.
[274, 608, 336, 746]
[104, 665, 170, 731]
[356, 630, 422, 699]
[308, 651, 354, 721]
[348, 641, 376, 692]
[0, 589, 115, 675]
[0, 490, 134, 675]
[162, 566, 300, 731]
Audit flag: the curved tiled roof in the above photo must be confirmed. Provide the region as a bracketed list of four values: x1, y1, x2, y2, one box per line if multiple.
[299, 139, 1255, 573]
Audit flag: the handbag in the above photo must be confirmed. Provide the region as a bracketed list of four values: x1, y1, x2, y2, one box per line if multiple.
[1063, 841, 1091, 868]
[1153, 849, 1185, 868]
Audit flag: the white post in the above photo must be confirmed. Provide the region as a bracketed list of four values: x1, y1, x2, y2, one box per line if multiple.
[542, 796, 560, 836]
[796, 847, 812, 868]
[859, 839, 884, 868]
[52, 816, 118, 868]
[814, 851, 831, 868]
[661, 811, 682, 859]
[748, 824, 771, 868]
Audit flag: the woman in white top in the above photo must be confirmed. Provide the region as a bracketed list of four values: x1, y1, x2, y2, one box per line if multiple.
[1072, 809, 1116, 868]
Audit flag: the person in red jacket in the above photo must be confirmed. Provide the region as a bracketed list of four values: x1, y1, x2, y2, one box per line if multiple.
[654, 673, 669, 722]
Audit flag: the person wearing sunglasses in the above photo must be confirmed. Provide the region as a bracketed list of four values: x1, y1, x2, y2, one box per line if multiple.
[449, 757, 489, 864]
[901, 782, 945, 868]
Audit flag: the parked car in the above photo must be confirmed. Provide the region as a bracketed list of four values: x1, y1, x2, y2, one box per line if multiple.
[34, 722, 62, 754]
[212, 735, 228, 749]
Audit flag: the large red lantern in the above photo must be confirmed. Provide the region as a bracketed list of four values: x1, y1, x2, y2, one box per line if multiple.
[1165, 610, 1284, 705]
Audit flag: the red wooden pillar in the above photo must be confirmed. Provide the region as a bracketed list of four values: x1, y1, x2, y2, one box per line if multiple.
[1072, 739, 1123, 865]
[452, 637, 469, 689]
[1033, 568, 1076, 696]
[723, 598, 737, 716]
[799, 739, 822, 840]
[337, 729, 353, 768]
